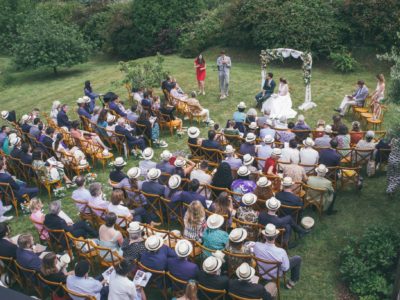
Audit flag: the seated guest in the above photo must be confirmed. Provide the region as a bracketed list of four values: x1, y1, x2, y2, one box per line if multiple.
[209, 192, 234, 228]
[0, 223, 17, 258]
[246, 108, 258, 124]
[223, 145, 242, 170]
[233, 102, 246, 125]
[319, 139, 341, 167]
[70, 120, 109, 150]
[281, 139, 300, 164]
[140, 235, 177, 271]
[76, 97, 92, 119]
[183, 201, 206, 242]
[109, 157, 128, 183]
[331, 114, 343, 133]
[350, 121, 363, 146]
[126, 104, 139, 122]
[257, 135, 274, 169]
[240, 133, 256, 156]
[56, 104, 72, 129]
[254, 177, 274, 201]
[98, 213, 123, 260]
[88, 182, 109, 210]
[108, 189, 150, 224]
[201, 129, 222, 150]
[202, 214, 229, 258]
[255, 72, 276, 106]
[161, 75, 174, 92]
[187, 126, 202, 145]
[275, 115, 288, 129]
[168, 239, 199, 282]
[257, 107, 272, 128]
[242, 154, 258, 175]
[212, 162, 234, 194]
[229, 263, 272, 300]
[0, 159, 39, 202]
[231, 166, 257, 203]
[121, 222, 146, 261]
[226, 228, 252, 270]
[109, 167, 145, 205]
[136, 112, 160, 145]
[258, 197, 308, 245]
[263, 148, 282, 175]
[141, 91, 152, 111]
[50, 101, 61, 122]
[336, 124, 351, 157]
[139, 147, 157, 177]
[71, 176, 92, 212]
[235, 194, 259, 240]
[173, 179, 207, 208]
[29, 118, 42, 139]
[107, 92, 127, 117]
[32, 150, 73, 185]
[356, 130, 376, 150]
[0, 126, 10, 148]
[259, 119, 276, 140]
[335, 80, 369, 116]
[293, 115, 311, 141]
[300, 138, 319, 172]
[223, 120, 242, 137]
[40, 126, 55, 150]
[141, 169, 169, 215]
[314, 119, 326, 138]
[280, 159, 308, 184]
[186, 91, 213, 124]
[114, 117, 146, 152]
[9, 135, 22, 159]
[275, 177, 304, 216]
[67, 260, 108, 300]
[315, 125, 333, 148]
[254, 224, 302, 290]
[19, 142, 33, 164]
[20, 114, 31, 133]
[190, 160, 212, 186]
[170, 82, 187, 100]
[40, 252, 72, 289]
[156, 150, 175, 183]
[159, 101, 183, 133]
[174, 157, 196, 178]
[307, 164, 337, 214]
[197, 256, 228, 293]
[16, 234, 42, 271]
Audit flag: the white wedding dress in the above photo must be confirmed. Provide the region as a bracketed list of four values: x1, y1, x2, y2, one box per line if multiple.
[262, 83, 297, 119]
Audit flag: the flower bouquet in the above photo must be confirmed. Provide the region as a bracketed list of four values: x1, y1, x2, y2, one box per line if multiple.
[53, 186, 67, 199]
[85, 173, 98, 183]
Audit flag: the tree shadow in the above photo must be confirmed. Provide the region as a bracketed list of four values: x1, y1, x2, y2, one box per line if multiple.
[12, 68, 86, 84]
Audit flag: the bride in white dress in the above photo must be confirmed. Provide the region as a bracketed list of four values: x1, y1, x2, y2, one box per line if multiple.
[262, 78, 297, 119]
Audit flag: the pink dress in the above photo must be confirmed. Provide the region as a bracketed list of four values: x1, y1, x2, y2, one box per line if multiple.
[30, 210, 49, 240]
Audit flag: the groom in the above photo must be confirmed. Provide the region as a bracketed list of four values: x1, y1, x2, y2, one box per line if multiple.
[255, 72, 276, 107]
[334, 80, 369, 116]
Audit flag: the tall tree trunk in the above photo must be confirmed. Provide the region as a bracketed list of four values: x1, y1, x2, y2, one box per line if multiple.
[53, 66, 57, 74]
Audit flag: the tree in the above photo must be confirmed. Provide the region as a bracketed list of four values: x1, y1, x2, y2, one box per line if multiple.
[12, 11, 92, 74]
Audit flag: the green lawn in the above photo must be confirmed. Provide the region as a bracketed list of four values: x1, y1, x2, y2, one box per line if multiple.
[1, 47, 399, 299]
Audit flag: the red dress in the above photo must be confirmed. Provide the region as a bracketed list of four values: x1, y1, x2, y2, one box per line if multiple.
[263, 158, 277, 174]
[195, 59, 206, 81]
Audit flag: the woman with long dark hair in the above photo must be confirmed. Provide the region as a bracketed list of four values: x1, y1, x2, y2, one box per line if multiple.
[194, 54, 206, 95]
[84, 80, 99, 112]
[211, 162, 233, 196]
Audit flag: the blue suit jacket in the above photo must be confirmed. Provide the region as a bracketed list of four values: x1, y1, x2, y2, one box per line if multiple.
[16, 248, 42, 271]
[140, 245, 177, 271]
[78, 107, 92, 119]
[57, 110, 71, 129]
[109, 101, 127, 117]
[263, 79, 276, 95]
[167, 257, 199, 282]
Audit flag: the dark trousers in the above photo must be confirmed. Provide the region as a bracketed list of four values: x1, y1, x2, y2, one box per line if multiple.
[16, 184, 39, 202]
[132, 207, 152, 224]
[70, 220, 98, 239]
[128, 138, 146, 151]
[255, 91, 272, 104]
[289, 256, 302, 282]
[274, 215, 306, 243]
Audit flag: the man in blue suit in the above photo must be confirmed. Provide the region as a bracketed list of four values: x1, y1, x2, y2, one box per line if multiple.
[16, 234, 42, 271]
[335, 80, 369, 116]
[57, 104, 72, 129]
[255, 72, 276, 107]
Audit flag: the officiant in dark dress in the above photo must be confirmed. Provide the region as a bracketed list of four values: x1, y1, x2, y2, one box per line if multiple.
[255, 72, 276, 107]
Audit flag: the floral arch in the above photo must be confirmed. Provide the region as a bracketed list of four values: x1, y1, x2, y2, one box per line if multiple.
[260, 48, 316, 111]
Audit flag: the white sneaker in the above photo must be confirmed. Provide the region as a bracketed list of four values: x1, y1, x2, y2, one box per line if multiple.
[0, 216, 13, 223]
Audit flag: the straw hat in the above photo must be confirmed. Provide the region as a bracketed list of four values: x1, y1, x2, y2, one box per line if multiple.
[303, 137, 315, 147]
[282, 177, 294, 187]
[324, 125, 333, 134]
[168, 174, 181, 190]
[113, 157, 126, 167]
[188, 127, 200, 138]
[145, 235, 164, 251]
[242, 154, 254, 166]
[1, 111, 9, 119]
[301, 216, 315, 230]
[127, 221, 144, 234]
[315, 164, 328, 174]
[261, 223, 280, 237]
[142, 147, 154, 160]
[236, 263, 255, 281]
[249, 122, 258, 130]
[147, 168, 161, 180]
[21, 114, 30, 123]
[107, 114, 116, 123]
[202, 256, 222, 274]
[79, 159, 88, 166]
[160, 150, 172, 160]
[224, 145, 235, 154]
[174, 158, 186, 168]
[237, 102, 246, 109]
[206, 214, 224, 229]
[9, 136, 21, 146]
[271, 148, 282, 157]
[245, 133, 256, 143]
[366, 130, 375, 138]
[297, 115, 305, 122]
[76, 98, 85, 104]
[257, 176, 271, 187]
[241, 193, 257, 206]
[175, 239, 193, 258]
[265, 197, 281, 211]
[127, 167, 141, 179]
[82, 96, 91, 103]
[263, 135, 274, 144]
[229, 228, 248, 243]
[237, 166, 250, 177]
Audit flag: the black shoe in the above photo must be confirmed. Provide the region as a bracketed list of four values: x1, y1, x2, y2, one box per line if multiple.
[298, 229, 311, 238]
[327, 209, 338, 215]
[333, 108, 341, 113]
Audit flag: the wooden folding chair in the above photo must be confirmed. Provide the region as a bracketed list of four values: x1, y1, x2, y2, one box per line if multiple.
[62, 284, 97, 300]
[167, 271, 188, 295]
[66, 232, 98, 266]
[339, 166, 361, 191]
[72, 199, 93, 224]
[197, 283, 226, 300]
[115, 214, 131, 238]
[88, 206, 107, 228]
[277, 205, 303, 224]
[29, 218, 50, 244]
[232, 217, 261, 241]
[14, 260, 43, 297]
[222, 249, 253, 278]
[137, 261, 168, 300]
[336, 148, 354, 166]
[201, 146, 224, 167]
[353, 148, 374, 167]
[187, 142, 204, 162]
[253, 256, 284, 300]
[0, 256, 23, 287]
[302, 183, 326, 217]
[140, 191, 165, 224]
[94, 244, 123, 268]
[36, 273, 66, 300]
[161, 196, 185, 229]
[143, 224, 179, 249]
[34, 166, 62, 200]
[0, 182, 28, 217]
[228, 292, 262, 300]
[45, 228, 72, 258]
[366, 105, 387, 130]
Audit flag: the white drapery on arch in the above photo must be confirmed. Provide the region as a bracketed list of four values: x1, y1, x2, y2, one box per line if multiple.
[260, 48, 316, 111]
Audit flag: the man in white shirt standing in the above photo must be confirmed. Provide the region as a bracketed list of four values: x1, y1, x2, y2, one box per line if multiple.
[299, 137, 319, 172]
[217, 50, 231, 99]
[253, 224, 302, 290]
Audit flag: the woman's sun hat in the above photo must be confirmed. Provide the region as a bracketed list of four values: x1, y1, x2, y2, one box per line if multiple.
[303, 137, 315, 147]
[127, 167, 141, 179]
[229, 228, 248, 243]
[265, 197, 281, 211]
[206, 214, 224, 229]
[241, 193, 257, 206]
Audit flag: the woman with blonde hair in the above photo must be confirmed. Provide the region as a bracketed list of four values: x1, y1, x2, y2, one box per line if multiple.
[183, 200, 206, 242]
[371, 74, 385, 104]
[173, 280, 198, 300]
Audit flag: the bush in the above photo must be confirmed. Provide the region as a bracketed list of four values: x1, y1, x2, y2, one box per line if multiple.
[378, 39, 400, 104]
[329, 50, 358, 73]
[339, 225, 400, 299]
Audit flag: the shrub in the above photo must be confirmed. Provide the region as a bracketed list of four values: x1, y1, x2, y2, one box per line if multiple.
[378, 38, 400, 104]
[329, 50, 358, 73]
[339, 225, 400, 299]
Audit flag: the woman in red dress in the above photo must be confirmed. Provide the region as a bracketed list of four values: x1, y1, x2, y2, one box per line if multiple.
[194, 54, 206, 95]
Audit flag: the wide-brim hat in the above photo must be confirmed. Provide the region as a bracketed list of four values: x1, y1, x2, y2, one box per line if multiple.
[303, 137, 315, 147]
[174, 158, 186, 168]
[203, 256, 222, 273]
[9, 136, 21, 146]
[207, 214, 224, 229]
[160, 150, 172, 160]
[266, 197, 281, 211]
[188, 127, 200, 138]
[301, 216, 315, 230]
[127, 167, 141, 179]
[229, 228, 248, 243]
[1, 111, 9, 119]
[249, 122, 258, 130]
[261, 223, 280, 237]
[263, 135, 274, 144]
[113, 157, 126, 167]
[145, 235, 164, 251]
[107, 114, 116, 123]
[257, 176, 271, 187]
[236, 263, 255, 281]
[142, 147, 154, 160]
[272, 148, 282, 157]
[245, 133, 256, 143]
[366, 130, 375, 138]
[76, 98, 85, 104]
[82, 96, 91, 103]
[127, 221, 144, 233]
[175, 239, 193, 258]
[79, 159, 88, 166]
[237, 166, 250, 177]
[168, 174, 181, 189]
[237, 102, 246, 109]
[241, 193, 257, 206]
[242, 154, 254, 166]
[21, 114, 30, 123]
[147, 168, 161, 180]
[282, 177, 294, 187]
[224, 145, 235, 154]
[316, 164, 328, 174]
[324, 125, 333, 134]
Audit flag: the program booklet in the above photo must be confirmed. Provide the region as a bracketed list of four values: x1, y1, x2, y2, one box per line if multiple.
[133, 270, 152, 287]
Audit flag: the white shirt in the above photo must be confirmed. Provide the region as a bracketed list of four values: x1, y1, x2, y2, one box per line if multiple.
[281, 148, 300, 164]
[190, 169, 212, 185]
[71, 188, 91, 212]
[299, 147, 319, 171]
[253, 242, 289, 280]
[107, 203, 130, 217]
[108, 271, 139, 300]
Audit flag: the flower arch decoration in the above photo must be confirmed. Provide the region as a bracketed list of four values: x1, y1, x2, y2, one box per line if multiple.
[260, 48, 316, 111]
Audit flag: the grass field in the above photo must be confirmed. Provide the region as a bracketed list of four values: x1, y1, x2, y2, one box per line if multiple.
[1, 47, 399, 299]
